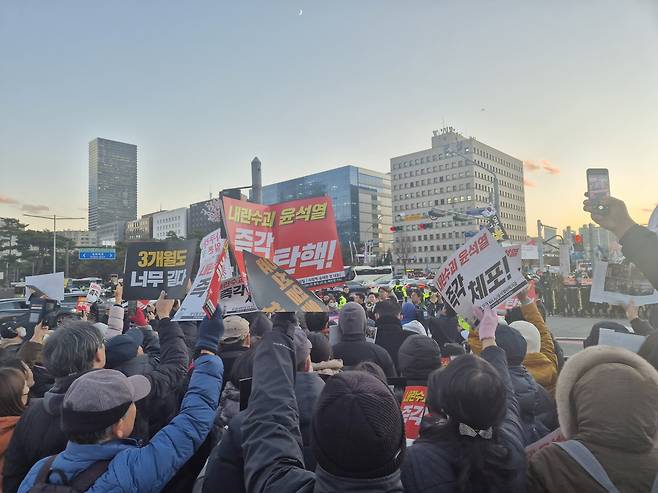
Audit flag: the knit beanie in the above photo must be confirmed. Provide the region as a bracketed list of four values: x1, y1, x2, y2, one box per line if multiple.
[311, 371, 405, 479]
[495, 324, 528, 366]
[105, 329, 144, 368]
[400, 302, 417, 324]
[510, 320, 541, 354]
[307, 331, 332, 363]
[398, 335, 441, 382]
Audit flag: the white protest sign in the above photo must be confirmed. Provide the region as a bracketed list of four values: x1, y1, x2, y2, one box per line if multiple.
[174, 229, 255, 321]
[25, 272, 65, 301]
[434, 229, 527, 319]
[590, 260, 658, 306]
[86, 282, 102, 304]
[598, 328, 645, 353]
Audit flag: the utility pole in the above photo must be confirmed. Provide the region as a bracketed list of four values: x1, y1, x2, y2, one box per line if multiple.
[537, 220, 544, 270]
[24, 214, 85, 273]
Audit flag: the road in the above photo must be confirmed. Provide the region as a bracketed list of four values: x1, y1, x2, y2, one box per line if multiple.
[545, 315, 631, 357]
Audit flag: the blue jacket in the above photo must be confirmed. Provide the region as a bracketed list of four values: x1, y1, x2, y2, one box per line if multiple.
[18, 354, 222, 493]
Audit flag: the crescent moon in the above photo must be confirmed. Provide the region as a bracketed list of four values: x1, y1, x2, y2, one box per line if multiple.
[298, 9, 303, 15]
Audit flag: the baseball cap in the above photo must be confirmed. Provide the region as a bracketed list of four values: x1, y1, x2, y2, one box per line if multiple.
[61, 369, 151, 434]
[105, 328, 145, 368]
[293, 327, 312, 367]
[221, 316, 250, 344]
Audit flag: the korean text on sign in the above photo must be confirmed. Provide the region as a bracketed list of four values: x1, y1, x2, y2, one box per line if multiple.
[434, 229, 526, 319]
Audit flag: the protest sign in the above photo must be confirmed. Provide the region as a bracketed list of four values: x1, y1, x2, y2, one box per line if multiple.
[590, 260, 658, 306]
[223, 196, 345, 288]
[400, 386, 428, 441]
[598, 328, 645, 353]
[86, 282, 102, 304]
[243, 251, 327, 313]
[123, 240, 197, 300]
[25, 272, 65, 301]
[219, 277, 258, 316]
[486, 213, 509, 242]
[365, 325, 377, 344]
[434, 230, 527, 319]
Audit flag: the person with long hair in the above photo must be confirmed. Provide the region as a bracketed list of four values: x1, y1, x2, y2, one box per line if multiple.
[0, 368, 28, 488]
[401, 308, 526, 493]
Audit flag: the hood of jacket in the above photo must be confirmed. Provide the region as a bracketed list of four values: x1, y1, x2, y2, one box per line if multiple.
[314, 464, 404, 493]
[402, 320, 427, 337]
[557, 345, 658, 452]
[339, 302, 367, 342]
[398, 335, 441, 384]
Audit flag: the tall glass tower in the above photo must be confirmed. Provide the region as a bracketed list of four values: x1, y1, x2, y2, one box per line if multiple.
[88, 138, 137, 231]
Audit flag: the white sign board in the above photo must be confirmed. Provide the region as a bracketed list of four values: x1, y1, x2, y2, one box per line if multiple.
[25, 272, 65, 301]
[521, 242, 539, 260]
[174, 229, 255, 321]
[434, 230, 527, 319]
[86, 282, 102, 304]
[590, 260, 658, 306]
[598, 328, 645, 353]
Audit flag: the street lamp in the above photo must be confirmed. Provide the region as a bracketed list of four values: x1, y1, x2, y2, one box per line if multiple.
[23, 214, 85, 273]
[447, 148, 500, 213]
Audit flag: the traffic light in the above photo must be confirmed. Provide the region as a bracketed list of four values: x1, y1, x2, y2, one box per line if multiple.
[573, 234, 584, 252]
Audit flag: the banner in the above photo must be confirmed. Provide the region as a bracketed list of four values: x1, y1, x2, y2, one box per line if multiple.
[590, 260, 658, 306]
[123, 240, 197, 300]
[243, 251, 327, 313]
[400, 386, 428, 441]
[481, 207, 509, 241]
[86, 282, 102, 304]
[223, 196, 345, 288]
[25, 272, 65, 301]
[434, 230, 527, 319]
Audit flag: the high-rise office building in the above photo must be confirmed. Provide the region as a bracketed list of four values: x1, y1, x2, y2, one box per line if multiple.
[390, 127, 526, 273]
[88, 138, 137, 231]
[261, 166, 393, 265]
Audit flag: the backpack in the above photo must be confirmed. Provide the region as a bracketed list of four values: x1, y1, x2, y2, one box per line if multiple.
[28, 455, 110, 493]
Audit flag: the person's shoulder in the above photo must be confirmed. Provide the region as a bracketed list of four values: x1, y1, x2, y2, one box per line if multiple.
[17, 455, 49, 492]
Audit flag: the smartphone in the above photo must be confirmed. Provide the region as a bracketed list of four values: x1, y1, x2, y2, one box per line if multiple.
[586, 168, 610, 211]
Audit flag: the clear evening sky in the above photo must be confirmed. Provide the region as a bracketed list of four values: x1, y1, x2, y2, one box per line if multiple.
[1, 1, 657, 234]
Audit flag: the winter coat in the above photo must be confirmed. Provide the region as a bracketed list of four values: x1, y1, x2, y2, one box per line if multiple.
[401, 346, 526, 493]
[16, 354, 222, 493]
[528, 346, 658, 492]
[374, 315, 410, 372]
[218, 344, 249, 386]
[110, 318, 190, 440]
[2, 372, 80, 493]
[333, 304, 396, 377]
[1, 416, 20, 489]
[241, 321, 404, 493]
[620, 224, 658, 291]
[203, 371, 325, 493]
[215, 382, 240, 430]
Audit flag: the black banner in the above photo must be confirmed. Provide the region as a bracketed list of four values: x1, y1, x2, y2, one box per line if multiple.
[243, 251, 327, 313]
[122, 240, 197, 300]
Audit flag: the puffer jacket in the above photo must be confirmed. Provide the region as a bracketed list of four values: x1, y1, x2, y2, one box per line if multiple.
[401, 346, 526, 493]
[333, 303, 396, 377]
[17, 354, 222, 493]
[528, 346, 658, 492]
[241, 318, 404, 493]
[203, 372, 325, 493]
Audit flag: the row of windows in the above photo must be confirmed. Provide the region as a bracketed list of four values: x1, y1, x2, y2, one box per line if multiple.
[395, 182, 473, 200]
[392, 170, 472, 190]
[392, 146, 522, 175]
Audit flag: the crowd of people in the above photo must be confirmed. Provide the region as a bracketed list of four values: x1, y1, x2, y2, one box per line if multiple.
[0, 195, 656, 492]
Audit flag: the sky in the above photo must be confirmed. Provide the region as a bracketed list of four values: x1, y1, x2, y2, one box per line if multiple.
[1, 0, 657, 234]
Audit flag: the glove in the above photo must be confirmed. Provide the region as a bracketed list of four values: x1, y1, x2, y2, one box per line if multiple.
[195, 306, 224, 354]
[473, 306, 498, 341]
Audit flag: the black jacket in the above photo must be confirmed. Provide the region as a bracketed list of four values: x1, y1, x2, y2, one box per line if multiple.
[621, 224, 658, 291]
[2, 372, 79, 493]
[218, 343, 249, 386]
[332, 338, 396, 378]
[426, 314, 462, 350]
[374, 316, 410, 372]
[203, 371, 325, 493]
[111, 318, 190, 440]
[241, 320, 404, 493]
[400, 346, 526, 493]
[508, 365, 556, 445]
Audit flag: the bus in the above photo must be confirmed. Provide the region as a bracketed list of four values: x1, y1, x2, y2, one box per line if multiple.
[345, 265, 394, 284]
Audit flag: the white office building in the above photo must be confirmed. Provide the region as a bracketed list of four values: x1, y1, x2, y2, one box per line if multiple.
[59, 230, 98, 247]
[152, 208, 188, 240]
[390, 127, 527, 273]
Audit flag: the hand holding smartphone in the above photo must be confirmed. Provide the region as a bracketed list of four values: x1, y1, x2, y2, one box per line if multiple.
[586, 168, 610, 213]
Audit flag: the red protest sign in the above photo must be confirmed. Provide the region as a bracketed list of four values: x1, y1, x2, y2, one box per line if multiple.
[203, 241, 228, 318]
[400, 386, 428, 440]
[223, 196, 345, 289]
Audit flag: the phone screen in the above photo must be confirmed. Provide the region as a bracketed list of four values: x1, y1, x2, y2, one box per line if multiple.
[587, 168, 610, 203]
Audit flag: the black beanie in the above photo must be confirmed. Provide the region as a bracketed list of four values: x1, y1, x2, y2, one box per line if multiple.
[311, 371, 405, 479]
[307, 331, 331, 363]
[398, 335, 441, 383]
[495, 324, 527, 367]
